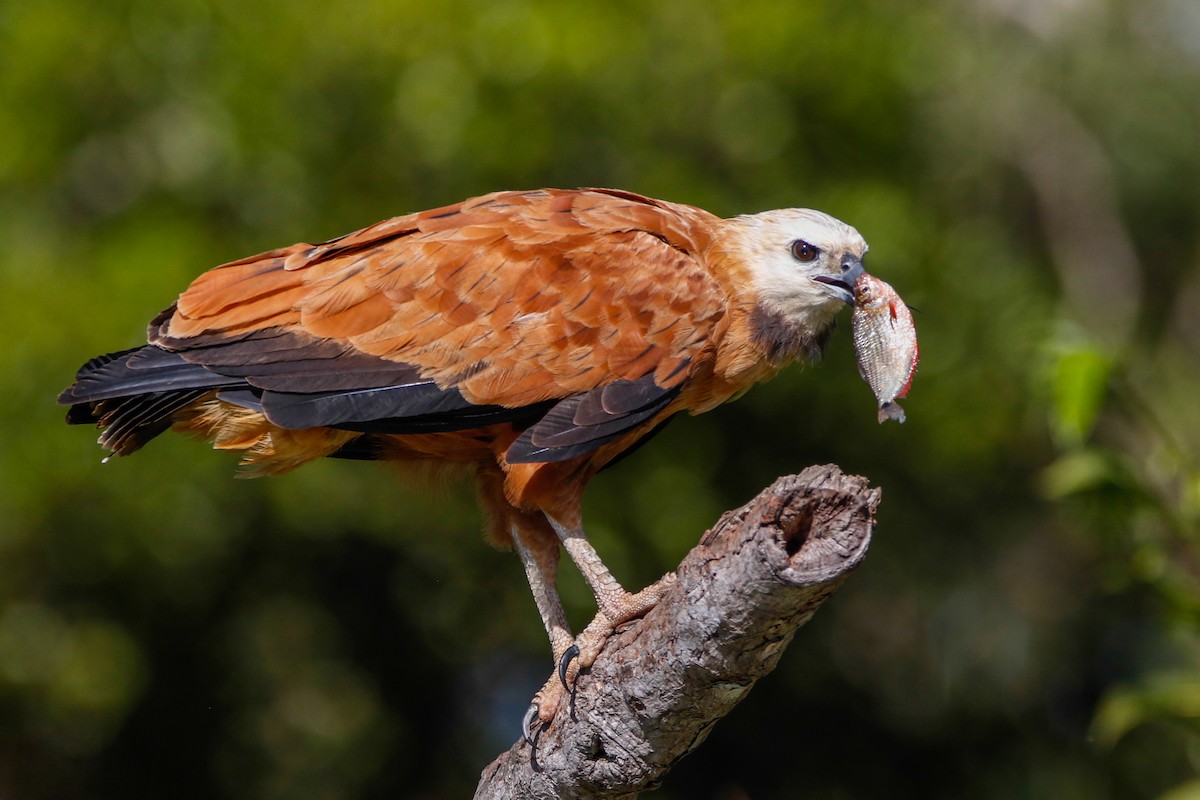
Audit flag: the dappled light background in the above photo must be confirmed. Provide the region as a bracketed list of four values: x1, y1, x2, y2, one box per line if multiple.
[3, 0, 1199, 797]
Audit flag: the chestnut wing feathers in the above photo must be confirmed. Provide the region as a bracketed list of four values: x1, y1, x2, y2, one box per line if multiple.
[62, 189, 727, 463]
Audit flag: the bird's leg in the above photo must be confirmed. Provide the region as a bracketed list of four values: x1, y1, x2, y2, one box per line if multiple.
[547, 517, 676, 677]
[509, 520, 576, 738]
[510, 522, 575, 666]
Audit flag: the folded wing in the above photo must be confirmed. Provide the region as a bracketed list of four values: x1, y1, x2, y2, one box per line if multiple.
[65, 189, 729, 464]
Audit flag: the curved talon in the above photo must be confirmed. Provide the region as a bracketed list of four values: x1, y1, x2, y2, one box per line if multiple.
[521, 702, 540, 746]
[559, 644, 580, 690]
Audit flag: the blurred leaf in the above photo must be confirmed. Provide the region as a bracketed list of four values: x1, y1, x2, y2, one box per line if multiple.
[1159, 780, 1200, 800]
[1039, 448, 1131, 499]
[1050, 344, 1113, 447]
[1092, 673, 1200, 749]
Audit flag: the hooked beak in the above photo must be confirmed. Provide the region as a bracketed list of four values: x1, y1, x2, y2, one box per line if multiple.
[812, 254, 866, 305]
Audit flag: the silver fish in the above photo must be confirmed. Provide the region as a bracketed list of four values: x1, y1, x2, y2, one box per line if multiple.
[852, 274, 919, 424]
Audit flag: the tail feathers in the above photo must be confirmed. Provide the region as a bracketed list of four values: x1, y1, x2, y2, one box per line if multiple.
[60, 345, 246, 456]
[93, 389, 211, 456]
[58, 345, 243, 406]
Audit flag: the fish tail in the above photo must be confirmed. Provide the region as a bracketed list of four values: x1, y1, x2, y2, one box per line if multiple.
[877, 401, 906, 424]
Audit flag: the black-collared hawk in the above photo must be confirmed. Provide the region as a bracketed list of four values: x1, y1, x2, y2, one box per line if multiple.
[59, 188, 869, 738]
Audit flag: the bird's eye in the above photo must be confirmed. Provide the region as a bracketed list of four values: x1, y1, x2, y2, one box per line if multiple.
[791, 240, 820, 263]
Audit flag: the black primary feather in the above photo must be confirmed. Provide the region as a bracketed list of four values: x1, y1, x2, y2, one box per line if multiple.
[257, 382, 477, 430]
[571, 371, 680, 425]
[59, 346, 243, 455]
[58, 346, 242, 406]
[331, 401, 555, 435]
[62, 339, 680, 466]
[60, 345, 558, 459]
[505, 374, 681, 464]
[96, 389, 209, 455]
[159, 326, 425, 391]
[219, 384, 554, 435]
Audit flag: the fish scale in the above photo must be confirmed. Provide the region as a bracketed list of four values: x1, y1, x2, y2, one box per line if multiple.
[852, 274, 919, 424]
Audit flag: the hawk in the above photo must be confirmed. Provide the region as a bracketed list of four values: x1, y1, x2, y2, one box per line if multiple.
[59, 188, 868, 738]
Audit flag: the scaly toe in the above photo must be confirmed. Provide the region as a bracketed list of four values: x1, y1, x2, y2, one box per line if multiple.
[526, 671, 571, 738]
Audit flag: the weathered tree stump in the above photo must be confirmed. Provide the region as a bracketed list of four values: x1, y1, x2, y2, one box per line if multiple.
[475, 464, 880, 799]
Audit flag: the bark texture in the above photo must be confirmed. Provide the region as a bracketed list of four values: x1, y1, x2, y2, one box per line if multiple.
[474, 464, 880, 799]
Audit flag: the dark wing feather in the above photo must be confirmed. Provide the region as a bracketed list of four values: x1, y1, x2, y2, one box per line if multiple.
[572, 373, 676, 426]
[57, 345, 237, 456]
[215, 385, 554, 435]
[329, 400, 555, 435]
[58, 346, 243, 405]
[505, 373, 681, 463]
[166, 327, 423, 392]
[215, 387, 265, 413]
[256, 382, 475, 430]
[96, 389, 209, 455]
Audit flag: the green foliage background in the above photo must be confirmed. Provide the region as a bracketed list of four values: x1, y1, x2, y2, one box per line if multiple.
[2, 0, 1199, 797]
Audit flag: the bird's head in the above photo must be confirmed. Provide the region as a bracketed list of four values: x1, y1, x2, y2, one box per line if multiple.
[720, 208, 869, 362]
